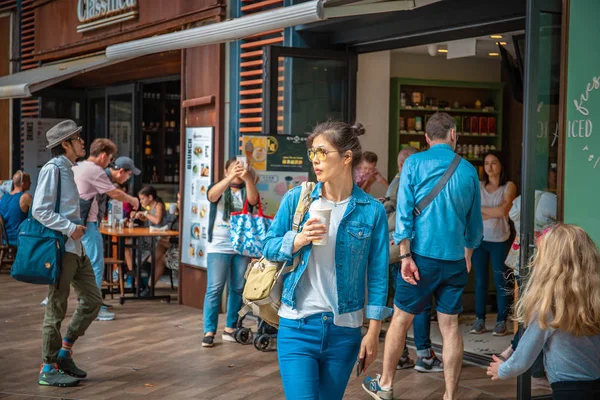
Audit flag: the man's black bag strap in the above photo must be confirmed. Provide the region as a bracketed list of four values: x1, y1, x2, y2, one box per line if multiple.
[414, 154, 462, 217]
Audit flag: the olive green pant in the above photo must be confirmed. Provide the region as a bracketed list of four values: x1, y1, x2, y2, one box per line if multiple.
[42, 252, 102, 364]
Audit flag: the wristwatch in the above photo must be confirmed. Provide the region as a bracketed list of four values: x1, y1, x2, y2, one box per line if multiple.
[399, 252, 412, 260]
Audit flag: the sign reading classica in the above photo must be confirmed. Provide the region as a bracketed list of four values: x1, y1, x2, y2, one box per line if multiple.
[77, 0, 138, 33]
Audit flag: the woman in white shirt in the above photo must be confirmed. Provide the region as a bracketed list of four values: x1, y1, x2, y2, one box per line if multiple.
[470, 152, 516, 336]
[263, 121, 392, 400]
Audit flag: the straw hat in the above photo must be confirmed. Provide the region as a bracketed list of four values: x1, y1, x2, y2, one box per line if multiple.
[45, 120, 83, 149]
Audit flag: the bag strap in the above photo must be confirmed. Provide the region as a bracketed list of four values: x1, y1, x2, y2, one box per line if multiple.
[281, 182, 316, 275]
[414, 154, 461, 217]
[292, 182, 316, 232]
[47, 163, 61, 214]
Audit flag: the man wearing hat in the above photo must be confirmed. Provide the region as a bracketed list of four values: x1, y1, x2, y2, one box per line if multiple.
[32, 120, 102, 387]
[96, 156, 142, 224]
[73, 140, 140, 322]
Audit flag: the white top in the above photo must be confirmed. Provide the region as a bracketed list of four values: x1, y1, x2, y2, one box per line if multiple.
[510, 190, 557, 234]
[279, 196, 364, 328]
[481, 182, 511, 242]
[206, 190, 243, 254]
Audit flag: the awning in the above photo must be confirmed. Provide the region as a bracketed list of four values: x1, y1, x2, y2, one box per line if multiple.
[0, 0, 438, 99]
[0, 53, 123, 99]
[105, 0, 437, 60]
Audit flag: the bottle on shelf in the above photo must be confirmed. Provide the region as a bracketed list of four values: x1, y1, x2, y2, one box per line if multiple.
[152, 166, 159, 184]
[144, 135, 152, 155]
[174, 163, 180, 183]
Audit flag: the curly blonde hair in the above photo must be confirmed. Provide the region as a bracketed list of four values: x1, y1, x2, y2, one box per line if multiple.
[516, 224, 600, 336]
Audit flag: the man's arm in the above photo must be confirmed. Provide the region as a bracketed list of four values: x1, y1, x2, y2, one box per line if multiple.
[465, 175, 484, 250]
[393, 162, 416, 245]
[106, 188, 140, 210]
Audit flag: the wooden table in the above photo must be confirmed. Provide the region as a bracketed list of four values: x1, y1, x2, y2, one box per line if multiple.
[100, 226, 179, 304]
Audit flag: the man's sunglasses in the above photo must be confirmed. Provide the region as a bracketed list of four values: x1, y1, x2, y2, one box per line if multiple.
[69, 136, 84, 143]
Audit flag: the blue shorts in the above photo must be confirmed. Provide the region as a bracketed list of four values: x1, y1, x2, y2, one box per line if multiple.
[394, 253, 468, 315]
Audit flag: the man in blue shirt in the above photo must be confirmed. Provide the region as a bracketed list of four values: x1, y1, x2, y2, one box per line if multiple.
[363, 112, 483, 400]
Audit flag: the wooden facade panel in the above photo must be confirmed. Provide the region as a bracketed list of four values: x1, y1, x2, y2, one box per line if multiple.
[0, 15, 10, 179]
[65, 51, 181, 88]
[179, 43, 224, 308]
[34, 0, 224, 61]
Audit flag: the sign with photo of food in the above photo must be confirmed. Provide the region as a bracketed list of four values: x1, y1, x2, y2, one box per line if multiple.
[241, 136, 268, 171]
[181, 127, 213, 269]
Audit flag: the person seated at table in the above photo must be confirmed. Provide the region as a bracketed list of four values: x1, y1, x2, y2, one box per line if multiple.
[154, 192, 181, 288]
[124, 186, 167, 296]
[0, 170, 32, 246]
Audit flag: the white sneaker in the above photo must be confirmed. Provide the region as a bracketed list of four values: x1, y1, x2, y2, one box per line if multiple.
[222, 331, 237, 343]
[41, 297, 48, 307]
[96, 306, 115, 321]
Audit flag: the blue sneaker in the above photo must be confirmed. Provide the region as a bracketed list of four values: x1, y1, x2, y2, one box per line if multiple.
[362, 375, 393, 400]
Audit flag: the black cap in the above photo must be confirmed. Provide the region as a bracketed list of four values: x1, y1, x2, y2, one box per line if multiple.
[112, 156, 141, 175]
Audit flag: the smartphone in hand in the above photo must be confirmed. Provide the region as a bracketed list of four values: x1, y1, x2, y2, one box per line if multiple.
[356, 357, 365, 376]
[236, 155, 247, 168]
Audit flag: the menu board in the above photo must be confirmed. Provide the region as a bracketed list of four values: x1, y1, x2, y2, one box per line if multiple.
[181, 127, 213, 269]
[242, 134, 311, 216]
[23, 118, 64, 193]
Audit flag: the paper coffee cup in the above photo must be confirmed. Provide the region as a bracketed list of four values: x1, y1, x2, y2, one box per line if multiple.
[310, 208, 332, 246]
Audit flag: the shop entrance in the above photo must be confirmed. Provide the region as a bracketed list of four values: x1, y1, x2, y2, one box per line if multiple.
[263, 0, 563, 398]
[39, 76, 181, 203]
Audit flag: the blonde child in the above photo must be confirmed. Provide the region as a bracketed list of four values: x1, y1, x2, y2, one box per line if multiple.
[487, 224, 600, 399]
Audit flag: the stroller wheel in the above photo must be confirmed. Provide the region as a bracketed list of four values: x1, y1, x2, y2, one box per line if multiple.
[235, 327, 253, 345]
[254, 334, 274, 352]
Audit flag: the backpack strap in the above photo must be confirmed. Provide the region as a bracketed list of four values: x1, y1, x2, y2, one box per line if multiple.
[47, 163, 62, 214]
[414, 154, 461, 217]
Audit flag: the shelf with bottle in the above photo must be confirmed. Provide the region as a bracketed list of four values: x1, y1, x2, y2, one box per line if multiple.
[399, 106, 497, 114]
[455, 144, 498, 161]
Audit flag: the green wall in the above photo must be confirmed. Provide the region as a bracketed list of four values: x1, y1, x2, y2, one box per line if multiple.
[564, 0, 600, 244]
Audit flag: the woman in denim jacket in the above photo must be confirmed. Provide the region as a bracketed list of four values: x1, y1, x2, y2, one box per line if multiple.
[263, 121, 392, 399]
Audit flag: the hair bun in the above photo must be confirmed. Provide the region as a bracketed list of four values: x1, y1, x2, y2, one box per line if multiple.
[351, 122, 366, 137]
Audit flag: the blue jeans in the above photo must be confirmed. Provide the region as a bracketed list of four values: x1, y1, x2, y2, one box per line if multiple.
[278, 313, 362, 400]
[203, 253, 249, 334]
[391, 263, 431, 357]
[81, 221, 104, 289]
[472, 239, 511, 322]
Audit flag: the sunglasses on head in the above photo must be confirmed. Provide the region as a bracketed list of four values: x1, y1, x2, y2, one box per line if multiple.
[307, 147, 341, 162]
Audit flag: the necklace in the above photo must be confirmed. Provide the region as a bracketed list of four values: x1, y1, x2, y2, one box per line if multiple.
[320, 196, 351, 208]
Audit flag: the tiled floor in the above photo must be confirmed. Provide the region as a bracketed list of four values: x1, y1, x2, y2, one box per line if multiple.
[0, 273, 550, 399]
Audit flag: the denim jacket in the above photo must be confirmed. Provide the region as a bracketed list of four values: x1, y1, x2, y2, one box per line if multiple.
[262, 183, 393, 321]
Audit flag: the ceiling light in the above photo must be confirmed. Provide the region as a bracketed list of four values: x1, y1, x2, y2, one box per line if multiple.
[490, 35, 503, 39]
[489, 52, 499, 56]
[496, 41, 508, 45]
[437, 49, 448, 53]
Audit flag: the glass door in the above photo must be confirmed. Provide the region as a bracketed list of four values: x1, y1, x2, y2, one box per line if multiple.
[518, 0, 562, 399]
[86, 89, 106, 144]
[106, 84, 142, 189]
[262, 46, 357, 135]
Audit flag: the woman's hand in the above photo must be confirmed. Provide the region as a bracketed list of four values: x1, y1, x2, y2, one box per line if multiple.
[292, 217, 327, 253]
[486, 354, 504, 381]
[134, 211, 147, 221]
[229, 161, 246, 180]
[359, 330, 379, 373]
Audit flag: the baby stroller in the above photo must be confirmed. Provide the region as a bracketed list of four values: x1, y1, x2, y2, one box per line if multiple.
[234, 313, 278, 352]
